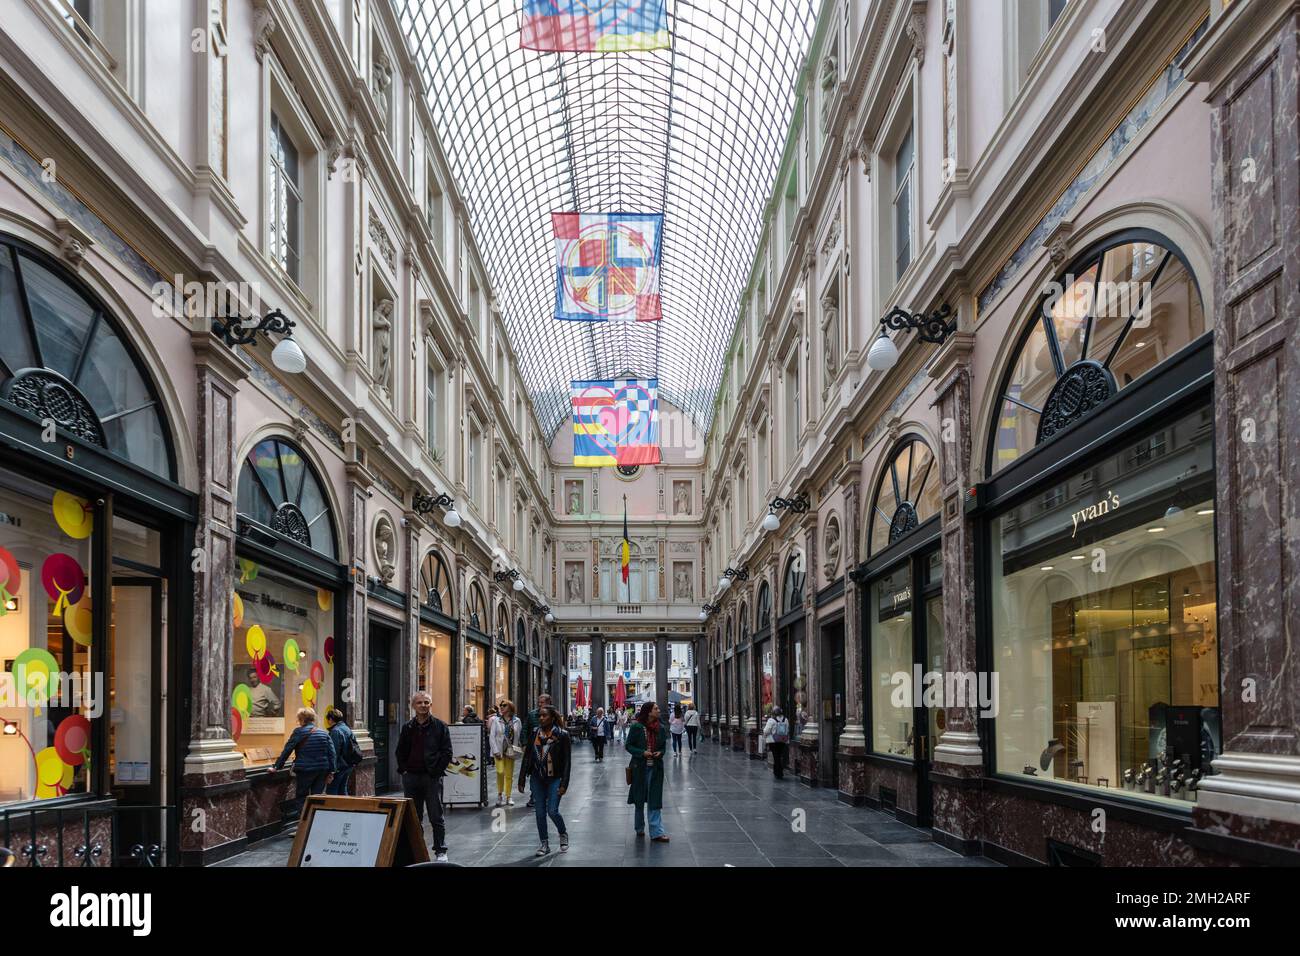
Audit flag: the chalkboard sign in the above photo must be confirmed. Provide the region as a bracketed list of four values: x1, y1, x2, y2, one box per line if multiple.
[288, 795, 429, 867]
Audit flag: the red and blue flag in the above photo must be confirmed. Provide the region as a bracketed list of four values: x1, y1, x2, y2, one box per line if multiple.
[521, 0, 670, 53]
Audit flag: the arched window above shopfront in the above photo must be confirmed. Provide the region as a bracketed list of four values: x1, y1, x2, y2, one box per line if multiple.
[0, 236, 174, 479]
[868, 436, 941, 556]
[236, 437, 337, 558]
[782, 549, 805, 614]
[738, 602, 749, 644]
[468, 582, 486, 630]
[495, 600, 509, 643]
[531, 627, 540, 658]
[988, 230, 1205, 474]
[756, 581, 771, 630]
[516, 617, 526, 652]
[419, 549, 453, 615]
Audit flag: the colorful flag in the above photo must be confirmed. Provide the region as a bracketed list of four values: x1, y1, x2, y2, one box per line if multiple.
[521, 0, 670, 53]
[552, 212, 663, 322]
[571, 377, 661, 466]
[621, 495, 631, 585]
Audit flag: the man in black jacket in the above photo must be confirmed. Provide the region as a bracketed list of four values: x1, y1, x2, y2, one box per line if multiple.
[394, 691, 453, 862]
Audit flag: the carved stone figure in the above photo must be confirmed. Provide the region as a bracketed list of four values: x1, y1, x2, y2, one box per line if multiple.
[674, 562, 693, 602]
[823, 517, 841, 583]
[566, 480, 582, 515]
[372, 52, 393, 126]
[822, 296, 839, 394]
[374, 515, 397, 585]
[673, 481, 691, 515]
[372, 298, 394, 392]
[565, 562, 583, 603]
[820, 53, 837, 91]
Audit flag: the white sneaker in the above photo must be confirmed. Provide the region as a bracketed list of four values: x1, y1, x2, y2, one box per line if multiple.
[508, 798, 516, 806]
[434, 851, 449, 863]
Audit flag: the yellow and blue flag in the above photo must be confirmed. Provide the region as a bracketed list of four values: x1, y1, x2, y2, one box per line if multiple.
[571, 378, 661, 466]
[521, 0, 670, 53]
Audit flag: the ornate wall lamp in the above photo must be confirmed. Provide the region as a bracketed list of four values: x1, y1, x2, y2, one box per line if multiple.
[717, 566, 748, 591]
[762, 491, 810, 531]
[210, 303, 306, 373]
[539, 604, 555, 624]
[495, 568, 525, 591]
[866, 304, 955, 371]
[698, 602, 721, 622]
[412, 489, 462, 527]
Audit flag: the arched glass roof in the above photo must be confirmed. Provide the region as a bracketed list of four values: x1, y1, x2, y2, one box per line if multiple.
[398, 1, 817, 437]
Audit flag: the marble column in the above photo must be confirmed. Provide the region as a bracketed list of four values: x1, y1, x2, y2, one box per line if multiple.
[1188, 2, 1300, 847]
[344, 458, 376, 796]
[798, 510, 823, 785]
[928, 329, 983, 853]
[655, 637, 668, 717]
[836, 466, 869, 802]
[180, 329, 250, 864]
[591, 635, 605, 714]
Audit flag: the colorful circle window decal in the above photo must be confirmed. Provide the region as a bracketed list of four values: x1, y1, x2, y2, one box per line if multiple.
[52, 491, 94, 539]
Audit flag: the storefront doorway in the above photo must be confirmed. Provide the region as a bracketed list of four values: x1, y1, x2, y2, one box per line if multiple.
[824, 620, 845, 784]
[368, 622, 399, 793]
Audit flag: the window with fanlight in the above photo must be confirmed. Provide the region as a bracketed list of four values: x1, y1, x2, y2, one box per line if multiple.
[468, 582, 486, 631]
[418, 550, 454, 615]
[782, 549, 805, 615]
[756, 581, 772, 631]
[236, 438, 337, 558]
[988, 230, 1205, 474]
[867, 436, 941, 556]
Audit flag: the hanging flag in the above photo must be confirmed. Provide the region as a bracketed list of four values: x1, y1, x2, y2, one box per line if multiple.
[521, 0, 670, 53]
[621, 495, 631, 585]
[571, 377, 661, 466]
[552, 212, 662, 323]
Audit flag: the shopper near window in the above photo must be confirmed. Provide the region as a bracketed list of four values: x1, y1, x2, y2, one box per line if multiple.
[615, 708, 628, 743]
[762, 706, 791, 780]
[490, 699, 523, 806]
[520, 693, 551, 808]
[669, 703, 686, 756]
[395, 691, 453, 862]
[518, 704, 571, 856]
[683, 704, 700, 753]
[273, 707, 337, 819]
[626, 702, 669, 842]
[324, 706, 361, 795]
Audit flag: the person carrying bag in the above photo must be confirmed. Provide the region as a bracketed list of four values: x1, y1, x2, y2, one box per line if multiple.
[762, 707, 791, 780]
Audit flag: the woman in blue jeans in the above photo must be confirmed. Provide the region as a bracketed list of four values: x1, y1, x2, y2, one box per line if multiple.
[625, 702, 669, 842]
[518, 705, 571, 856]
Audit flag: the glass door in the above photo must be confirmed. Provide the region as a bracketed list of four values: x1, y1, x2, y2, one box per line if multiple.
[914, 550, 942, 827]
[368, 626, 391, 793]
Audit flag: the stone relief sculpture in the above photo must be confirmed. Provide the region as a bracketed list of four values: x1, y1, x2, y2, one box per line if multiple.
[672, 480, 691, 515]
[565, 561, 584, 603]
[565, 479, 583, 515]
[673, 561, 693, 602]
[822, 295, 839, 397]
[372, 297, 394, 393]
[372, 51, 393, 126]
[374, 513, 397, 585]
[823, 515, 841, 583]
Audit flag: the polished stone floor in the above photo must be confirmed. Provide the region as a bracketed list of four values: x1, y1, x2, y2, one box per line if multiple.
[219, 735, 999, 867]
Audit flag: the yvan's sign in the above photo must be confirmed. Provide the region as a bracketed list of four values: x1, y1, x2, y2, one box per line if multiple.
[1070, 491, 1120, 538]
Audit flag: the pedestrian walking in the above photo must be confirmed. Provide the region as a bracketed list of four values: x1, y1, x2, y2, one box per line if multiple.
[324, 706, 362, 795]
[518, 704, 571, 856]
[521, 693, 551, 808]
[490, 699, 523, 806]
[669, 703, 685, 757]
[589, 707, 611, 761]
[395, 691, 453, 862]
[762, 706, 791, 780]
[626, 701, 669, 842]
[273, 707, 337, 819]
[683, 703, 700, 753]
[615, 708, 628, 743]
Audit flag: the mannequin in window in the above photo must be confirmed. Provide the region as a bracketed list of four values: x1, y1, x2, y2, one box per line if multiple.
[373, 298, 394, 393]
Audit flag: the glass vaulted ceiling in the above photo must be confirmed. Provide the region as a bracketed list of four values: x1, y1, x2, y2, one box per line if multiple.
[397, 0, 817, 438]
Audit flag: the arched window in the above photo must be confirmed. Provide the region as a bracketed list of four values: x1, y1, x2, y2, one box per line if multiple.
[988, 230, 1205, 473]
[515, 617, 526, 652]
[531, 627, 540, 658]
[0, 236, 174, 478]
[726, 614, 733, 648]
[495, 601, 509, 643]
[868, 436, 941, 556]
[756, 581, 771, 630]
[419, 550, 453, 615]
[738, 602, 749, 645]
[468, 583, 486, 630]
[237, 437, 337, 558]
[782, 549, 805, 614]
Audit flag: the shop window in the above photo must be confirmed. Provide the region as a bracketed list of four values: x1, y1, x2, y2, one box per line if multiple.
[867, 436, 941, 556]
[493, 650, 510, 703]
[419, 550, 453, 615]
[230, 559, 336, 769]
[462, 641, 484, 718]
[0, 471, 96, 804]
[416, 624, 450, 721]
[236, 438, 337, 558]
[991, 406, 1219, 806]
[870, 565, 915, 756]
[988, 232, 1205, 474]
[0, 238, 174, 479]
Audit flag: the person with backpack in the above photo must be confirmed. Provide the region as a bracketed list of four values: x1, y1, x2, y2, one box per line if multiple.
[762, 706, 792, 780]
[517, 705, 571, 856]
[669, 703, 686, 757]
[490, 699, 523, 806]
[273, 707, 337, 819]
[324, 706, 362, 795]
[588, 707, 611, 761]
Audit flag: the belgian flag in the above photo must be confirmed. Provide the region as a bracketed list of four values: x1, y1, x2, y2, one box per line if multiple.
[621, 494, 630, 585]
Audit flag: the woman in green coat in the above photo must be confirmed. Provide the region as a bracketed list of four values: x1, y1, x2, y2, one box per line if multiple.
[626, 702, 669, 842]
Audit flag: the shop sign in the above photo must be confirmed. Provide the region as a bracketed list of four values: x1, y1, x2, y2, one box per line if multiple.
[1070, 490, 1121, 538]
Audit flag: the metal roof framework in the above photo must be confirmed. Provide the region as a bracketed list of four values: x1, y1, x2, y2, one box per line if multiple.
[397, 0, 816, 438]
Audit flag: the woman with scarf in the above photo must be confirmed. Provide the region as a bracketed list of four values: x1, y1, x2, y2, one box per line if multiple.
[625, 701, 669, 842]
[517, 704, 571, 856]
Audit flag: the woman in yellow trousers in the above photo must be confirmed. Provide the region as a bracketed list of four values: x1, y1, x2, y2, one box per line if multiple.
[490, 699, 522, 806]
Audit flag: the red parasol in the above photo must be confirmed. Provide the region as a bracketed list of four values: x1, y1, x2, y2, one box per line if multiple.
[575, 675, 586, 710]
[614, 674, 626, 710]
